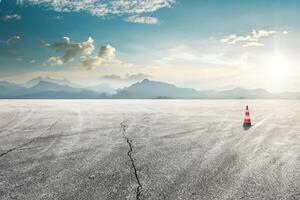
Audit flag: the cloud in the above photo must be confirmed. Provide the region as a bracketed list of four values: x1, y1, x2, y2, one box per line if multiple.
[125, 73, 150, 80]
[81, 44, 121, 70]
[45, 36, 95, 66]
[17, 0, 175, 23]
[100, 74, 122, 80]
[30, 59, 36, 63]
[242, 42, 264, 47]
[6, 36, 21, 45]
[16, 57, 23, 62]
[155, 45, 207, 65]
[99, 45, 117, 60]
[3, 14, 21, 21]
[81, 56, 103, 70]
[100, 73, 150, 81]
[45, 56, 64, 66]
[39, 40, 51, 47]
[154, 44, 255, 68]
[54, 16, 63, 20]
[44, 37, 125, 69]
[220, 29, 278, 47]
[125, 15, 159, 24]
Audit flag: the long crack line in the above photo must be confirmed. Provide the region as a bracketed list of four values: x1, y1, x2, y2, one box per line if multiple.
[120, 121, 142, 200]
[0, 120, 58, 158]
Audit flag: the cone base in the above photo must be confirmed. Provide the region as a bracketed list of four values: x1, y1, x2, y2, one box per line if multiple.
[243, 123, 252, 127]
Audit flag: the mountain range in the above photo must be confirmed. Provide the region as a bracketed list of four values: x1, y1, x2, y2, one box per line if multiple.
[0, 77, 299, 99]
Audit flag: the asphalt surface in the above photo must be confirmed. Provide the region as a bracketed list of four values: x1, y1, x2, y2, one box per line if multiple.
[0, 100, 299, 200]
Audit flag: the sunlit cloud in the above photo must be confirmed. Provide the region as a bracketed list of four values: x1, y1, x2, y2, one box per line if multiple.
[81, 44, 122, 70]
[44, 36, 95, 66]
[43, 36, 127, 70]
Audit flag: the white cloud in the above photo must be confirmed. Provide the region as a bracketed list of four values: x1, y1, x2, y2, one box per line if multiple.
[16, 57, 23, 62]
[45, 56, 64, 66]
[3, 14, 21, 21]
[125, 15, 159, 24]
[154, 44, 257, 68]
[242, 42, 264, 47]
[39, 40, 51, 47]
[6, 35, 21, 45]
[155, 45, 232, 66]
[17, 0, 175, 23]
[54, 16, 63, 20]
[30, 59, 36, 63]
[220, 29, 279, 47]
[100, 73, 150, 80]
[45, 36, 95, 66]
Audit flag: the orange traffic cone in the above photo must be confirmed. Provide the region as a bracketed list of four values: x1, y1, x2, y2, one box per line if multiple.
[243, 105, 252, 127]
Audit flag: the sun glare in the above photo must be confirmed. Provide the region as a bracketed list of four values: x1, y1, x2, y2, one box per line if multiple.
[265, 53, 290, 81]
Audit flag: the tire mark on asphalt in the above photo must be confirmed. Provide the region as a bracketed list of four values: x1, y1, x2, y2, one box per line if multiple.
[0, 110, 33, 136]
[120, 121, 143, 200]
[0, 113, 20, 130]
[30, 105, 82, 169]
[0, 120, 58, 158]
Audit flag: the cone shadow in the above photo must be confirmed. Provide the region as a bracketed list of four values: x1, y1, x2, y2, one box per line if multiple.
[243, 125, 251, 131]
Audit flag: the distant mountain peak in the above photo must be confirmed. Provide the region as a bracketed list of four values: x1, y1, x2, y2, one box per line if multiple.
[141, 78, 150, 83]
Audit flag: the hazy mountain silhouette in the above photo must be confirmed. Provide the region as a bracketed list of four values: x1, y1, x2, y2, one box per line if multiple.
[0, 79, 99, 99]
[0, 81, 25, 96]
[0, 78, 299, 99]
[113, 79, 201, 99]
[202, 88, 275, 99]
[87, 84, 116, 94]
[23, 77, 80, 88]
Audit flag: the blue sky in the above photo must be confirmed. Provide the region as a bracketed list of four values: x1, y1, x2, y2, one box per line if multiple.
[0, 0, 300, 92]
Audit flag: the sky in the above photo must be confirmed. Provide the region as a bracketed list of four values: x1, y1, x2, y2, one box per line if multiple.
[0, 0, 300, 92]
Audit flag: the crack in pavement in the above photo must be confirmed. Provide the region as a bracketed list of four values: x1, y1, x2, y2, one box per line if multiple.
[120, 121, 143, 200]
[0, 120, 58, 158]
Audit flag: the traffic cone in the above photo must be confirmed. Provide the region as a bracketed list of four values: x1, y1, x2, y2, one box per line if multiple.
[243, 105, 252, 127]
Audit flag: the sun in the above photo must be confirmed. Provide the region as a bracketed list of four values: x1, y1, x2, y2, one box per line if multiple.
[265, 53, 290, 81]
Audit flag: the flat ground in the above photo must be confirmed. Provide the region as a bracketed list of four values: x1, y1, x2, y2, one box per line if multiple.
[0, 100, 299, 200]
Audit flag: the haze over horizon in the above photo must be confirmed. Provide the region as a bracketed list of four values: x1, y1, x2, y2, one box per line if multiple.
[1, 0, 300, 92]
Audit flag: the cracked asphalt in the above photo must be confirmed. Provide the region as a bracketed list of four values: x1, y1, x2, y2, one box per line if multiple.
[120, 121, 142, 200]
[0, 100, 299, 200]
